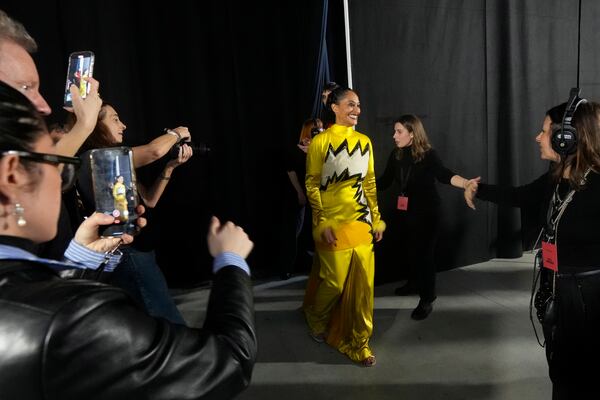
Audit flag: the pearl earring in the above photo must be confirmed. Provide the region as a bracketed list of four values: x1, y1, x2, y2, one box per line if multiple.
[14, 203, 26, 227]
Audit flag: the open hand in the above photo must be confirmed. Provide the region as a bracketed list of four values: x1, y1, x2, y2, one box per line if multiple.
[464, 176, 481, 210]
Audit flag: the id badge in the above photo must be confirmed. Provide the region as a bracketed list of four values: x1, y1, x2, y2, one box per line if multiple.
[541, 241, 558, 271]
[397, 196, 409, 211]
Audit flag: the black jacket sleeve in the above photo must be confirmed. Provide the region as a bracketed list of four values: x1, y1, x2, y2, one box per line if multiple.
[44, 266, 256, 400]
[428, 149, 456, 185]
[476, 172, 550, 208]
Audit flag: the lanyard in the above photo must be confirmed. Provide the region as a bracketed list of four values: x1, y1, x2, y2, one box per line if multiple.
[541, 186, 574, 297]
[399, 165, 412, 195]
[544, 185, 575, 244]
[544, 167, 591, 244]
[541, 168, 591, 291]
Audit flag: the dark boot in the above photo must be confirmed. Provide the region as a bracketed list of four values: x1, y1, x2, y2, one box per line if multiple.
[411, 298, 435, 320]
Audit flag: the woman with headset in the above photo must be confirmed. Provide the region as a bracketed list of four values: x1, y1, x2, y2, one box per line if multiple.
[464, 95, 600, 398]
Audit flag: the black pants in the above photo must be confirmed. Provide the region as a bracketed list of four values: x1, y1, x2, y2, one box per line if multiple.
[392, 210, 440, 303]
[280, 199, 314, 276]
[546, 269, 600, 399]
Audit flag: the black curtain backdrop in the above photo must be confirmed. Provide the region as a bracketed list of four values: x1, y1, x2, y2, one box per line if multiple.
[348, 0, 600, 278]
[1, 1, 347, 285]
[3, 1, 600, 286]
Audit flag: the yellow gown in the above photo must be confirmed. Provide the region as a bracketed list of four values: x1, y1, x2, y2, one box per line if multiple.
[303, 123, 384, 363]
[113, 181, 129, 221]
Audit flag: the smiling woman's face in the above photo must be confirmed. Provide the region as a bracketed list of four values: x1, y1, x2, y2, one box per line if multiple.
[100, 105, 127, 144]
[332, 91, 361, 127]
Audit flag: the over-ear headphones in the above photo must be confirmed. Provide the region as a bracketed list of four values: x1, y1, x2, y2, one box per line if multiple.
[551, 87, 587, 156]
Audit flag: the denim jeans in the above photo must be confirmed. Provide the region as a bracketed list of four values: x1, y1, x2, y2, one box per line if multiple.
[110, 247, 186, 325]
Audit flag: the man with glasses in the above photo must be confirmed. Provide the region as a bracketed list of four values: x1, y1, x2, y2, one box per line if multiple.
[0, 9, 102, 158]
[0, 9, 103, 259]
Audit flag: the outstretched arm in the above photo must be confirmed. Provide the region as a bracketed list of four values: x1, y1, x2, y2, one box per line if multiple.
[132, 127, 191, 168]
[450, 174, 477, 190]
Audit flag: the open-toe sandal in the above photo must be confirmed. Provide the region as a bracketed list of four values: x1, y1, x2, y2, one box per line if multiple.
[309, 331, 326, 343]
[361, 355, 376, 367]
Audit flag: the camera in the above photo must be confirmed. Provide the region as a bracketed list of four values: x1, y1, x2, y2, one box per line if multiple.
[310, 127, 324, 137]
[169, 141, 211, 159]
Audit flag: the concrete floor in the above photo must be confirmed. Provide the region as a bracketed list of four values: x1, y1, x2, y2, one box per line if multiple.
[174, 253, 551, 400]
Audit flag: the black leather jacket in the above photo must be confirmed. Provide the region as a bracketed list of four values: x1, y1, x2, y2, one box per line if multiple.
[0, 259, 257, 400]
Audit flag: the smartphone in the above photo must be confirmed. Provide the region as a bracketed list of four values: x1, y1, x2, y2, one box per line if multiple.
[88, 147, 139, 237]
[63, 51, 95, 107]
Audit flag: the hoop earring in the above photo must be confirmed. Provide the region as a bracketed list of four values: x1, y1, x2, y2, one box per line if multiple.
[14, 203, 26, 227]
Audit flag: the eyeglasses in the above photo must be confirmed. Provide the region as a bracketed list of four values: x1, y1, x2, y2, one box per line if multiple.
[1, 150, 81, 190]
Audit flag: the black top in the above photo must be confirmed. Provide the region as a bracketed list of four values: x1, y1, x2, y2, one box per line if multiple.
[477, 171, 600, 270]
[0, 235, 38, 254]
[377, 147, 456, 213]
[285, 145, 307, 195]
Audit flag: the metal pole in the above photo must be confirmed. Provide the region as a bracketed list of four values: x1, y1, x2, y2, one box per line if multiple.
[343, 0, 353, 88]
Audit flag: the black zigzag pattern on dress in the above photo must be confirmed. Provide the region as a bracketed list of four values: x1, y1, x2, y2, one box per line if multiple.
[320, 139, 372, 225]
[320, 139, 370, 190]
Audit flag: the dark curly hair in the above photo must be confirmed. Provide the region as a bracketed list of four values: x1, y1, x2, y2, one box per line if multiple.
[79, 103, 119, 153]
[325, 86, 356, 114]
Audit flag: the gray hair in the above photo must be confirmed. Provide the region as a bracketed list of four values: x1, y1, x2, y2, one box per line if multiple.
[0, 9, 37, 53]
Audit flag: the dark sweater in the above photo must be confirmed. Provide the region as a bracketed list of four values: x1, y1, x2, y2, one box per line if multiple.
[477, 171, 600, 269]
[285, 145, 307, 196]
[377, 147, 456, 214]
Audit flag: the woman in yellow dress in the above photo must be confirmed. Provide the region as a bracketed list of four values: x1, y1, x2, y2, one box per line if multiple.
[303, 86, 385, 367]
[112, 175, 129, 222]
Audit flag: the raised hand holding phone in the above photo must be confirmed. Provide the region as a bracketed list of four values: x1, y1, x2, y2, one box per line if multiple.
[64, 51, 95, 108]
[88, 147, 141, 237]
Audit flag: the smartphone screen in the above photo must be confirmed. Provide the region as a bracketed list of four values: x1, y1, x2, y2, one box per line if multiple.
[88, 147, 139, 237]
[63, 51, 95, 107]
